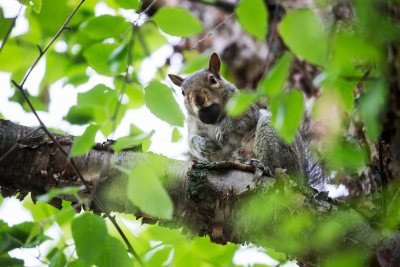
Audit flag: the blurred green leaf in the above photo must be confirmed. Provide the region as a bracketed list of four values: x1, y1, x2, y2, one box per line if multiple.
[83, 43, 127, 75]
[181, 53, 209, 74]
[322, 250, 364, 267]
[70, 124, 99, 157]
[72, 213, 107, 266]
[65, 84, 124, 136]
[9, 89, 48, 112]
[113, 130, 155, 152]
[33, 0, 72, 37]
[47, 247, 67, 267]
[0, 254, 24, 267]
[0, 40, 37, 73]
[24, 194, 74, 228]
[0, 9, 13, 40]
[145, 245, 173, 267]
[279, 9, 328, 66]
[115, 0, 141, 10]
[64, 105, 95, 125]
[259, 53, 294, 98]
[226, 91, 257, 117]
[135, 22, 167, 55]
[96, 235, 132, 267]
[18, 0, 42, 13]
[79, 15, 130, 41]
[328, 34, 381, 76]
[325, 140, 367, 171]
[37, 186, 82, 203]
[153, 7, 203, 37]
[145, 81, 184, 127]
[270, 90, 304, 143]
[171, 128, 182, 142]
[359, 79, 388, 141]
[236, 0, 268, 40]
[127, 154, 173, 219]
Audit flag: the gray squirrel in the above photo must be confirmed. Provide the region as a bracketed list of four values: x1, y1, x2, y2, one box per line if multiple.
[168, 53, 308, 179]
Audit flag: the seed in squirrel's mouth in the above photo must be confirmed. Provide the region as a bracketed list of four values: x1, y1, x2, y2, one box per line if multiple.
[199, 103, 220, 124]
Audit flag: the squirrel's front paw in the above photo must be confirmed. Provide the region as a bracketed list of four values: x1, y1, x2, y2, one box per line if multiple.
[216, 125, 229, 145]
[192, 136, 221, 155]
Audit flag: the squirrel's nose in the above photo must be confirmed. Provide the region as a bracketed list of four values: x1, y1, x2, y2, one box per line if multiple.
[195, 95, 205, 106]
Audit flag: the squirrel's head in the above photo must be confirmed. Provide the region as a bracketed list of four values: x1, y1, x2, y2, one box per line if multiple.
[168, 53, 237, 125]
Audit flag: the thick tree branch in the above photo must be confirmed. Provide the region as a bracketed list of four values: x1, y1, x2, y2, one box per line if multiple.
[1, 119, 399, 266]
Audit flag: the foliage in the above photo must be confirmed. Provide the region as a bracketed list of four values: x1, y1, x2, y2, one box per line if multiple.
[0, 0, 399, 266]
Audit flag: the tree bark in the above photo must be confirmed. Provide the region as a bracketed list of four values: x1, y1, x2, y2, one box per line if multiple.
[1, 119, 399, 266]
[0, 119, 265, 243]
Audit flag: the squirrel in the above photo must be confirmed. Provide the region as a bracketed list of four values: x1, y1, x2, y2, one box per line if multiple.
[168, 53, 308, 179]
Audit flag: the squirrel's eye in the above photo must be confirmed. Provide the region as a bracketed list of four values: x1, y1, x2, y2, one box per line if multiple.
[182, 90, 186, 96]
[209, 75, 217, 84]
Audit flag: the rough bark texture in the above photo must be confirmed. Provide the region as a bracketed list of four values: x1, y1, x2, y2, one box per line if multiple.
[1, 120, 400, 266]
[0, 119, 267, 242]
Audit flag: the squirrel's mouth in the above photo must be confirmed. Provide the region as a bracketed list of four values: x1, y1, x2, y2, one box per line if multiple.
[198, 103, 220, 124]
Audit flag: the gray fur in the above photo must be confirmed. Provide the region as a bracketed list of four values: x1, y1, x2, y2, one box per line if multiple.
[169, 53, 308, 181]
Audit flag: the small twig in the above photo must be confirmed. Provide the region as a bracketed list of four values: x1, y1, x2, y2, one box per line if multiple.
[0, 5, 23, 53]
[109, 0, 158, 138]
[191, 12, 234, 50]
[19, 0, 85, 88]
[136, 27, 165, 78]
[135, 0, 158, 26]
[110, 25, 137, 139]
[0, 126, 43, 163]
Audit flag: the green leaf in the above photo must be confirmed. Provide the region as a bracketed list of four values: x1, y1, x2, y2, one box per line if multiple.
[279, 9, 328, 66]
[115, 79, 144, 109]
[171, 128, 182, 142]
[144, 81, 184, 127]
[325, 140, 367, 171]
[328, 34, 381, 76]
[126, 84, 145, 108]
[96, 235, 132, 267]
[270, 90, 304, 143]
[79, 15, 130, 41]
[70, 124, 99, 157]
[64, 105, 95, 125]
[83, 43, 127, 75]
[33, 0, 72, 37]
[71, 213, 107, 266]
[47, 247, 67, 267]
[359, 79, 388, 141]
[113, 131, 155, 152]
[18, 0, 42, 13]
[127, 154, 173, 219]
[135, 22, 167, 55]
[226, 91, 257, 117]
[37, 186, 82, 203]
[259, 53, 294, 97]
[153, 7, 203, 37]
[181, 53, 209, 74]
[236, 0, 268, 40]
[115, 0, 140, 10]
[65, 85, 123, 135]
[0, 254, 24, 267]
[0, 40, 37, 73]
[145, 245, 173, 267]
[0, 9, 14, 41]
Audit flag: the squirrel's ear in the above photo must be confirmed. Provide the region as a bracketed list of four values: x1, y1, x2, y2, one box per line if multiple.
[208, 53, 221, 79]
[168, 74, 184, 87]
